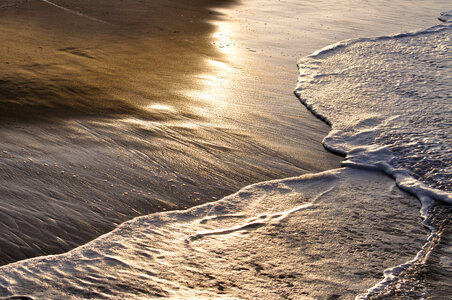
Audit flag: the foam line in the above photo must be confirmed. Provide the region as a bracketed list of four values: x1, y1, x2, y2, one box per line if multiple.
[294, 15, 451, 298]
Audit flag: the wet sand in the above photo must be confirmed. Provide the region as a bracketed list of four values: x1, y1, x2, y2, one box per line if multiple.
[0, 0, 340, 265]
[0, 168, 428, 299]
[381, 204, 452, 298]
[0, 0, 450, 298]
[425, 221, 452, 298]
[0, 0, 230, 120]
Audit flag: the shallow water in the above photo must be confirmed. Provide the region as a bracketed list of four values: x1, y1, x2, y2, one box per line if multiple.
[295, 14, 451, 297]
[0, 0, 340, 264]
[0, 168, 427, 299]
[296, 18, 452, 198]
[0, 0, 451, 298]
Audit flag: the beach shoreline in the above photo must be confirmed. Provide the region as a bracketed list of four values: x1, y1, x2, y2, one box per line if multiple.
[0, 0, 450, 298]
[0, 0, 340, 265]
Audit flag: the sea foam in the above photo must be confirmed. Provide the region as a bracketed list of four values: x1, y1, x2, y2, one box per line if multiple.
[0, 10, 450, 300]
[0, 168, 427, 299]
[295, 15, 451, 203]
[295, 12, 451, 297]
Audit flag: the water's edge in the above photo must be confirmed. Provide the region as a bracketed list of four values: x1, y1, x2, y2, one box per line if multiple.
[294, 16, 451, 298]
[0, 6, 450, 299]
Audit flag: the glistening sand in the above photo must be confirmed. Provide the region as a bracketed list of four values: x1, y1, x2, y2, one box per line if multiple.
[0, 0, 340, 264]
[0, 0, 451, 298]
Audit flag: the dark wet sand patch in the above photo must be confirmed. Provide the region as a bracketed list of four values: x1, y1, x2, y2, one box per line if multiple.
[0, 0, 341, 266]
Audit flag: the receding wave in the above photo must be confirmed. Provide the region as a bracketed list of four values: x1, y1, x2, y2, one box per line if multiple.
[0, 0, 341, 266]
[0, 11, 450, 300]
[296, 15, 451, 199]
[295, 12, 451, 297]
[0, 168, 427, 299]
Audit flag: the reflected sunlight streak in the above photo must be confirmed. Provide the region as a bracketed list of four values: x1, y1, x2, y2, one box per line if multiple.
[212, 21, 235, 55]
[148, 104, 175, 112]
[183, 20, 237, 120]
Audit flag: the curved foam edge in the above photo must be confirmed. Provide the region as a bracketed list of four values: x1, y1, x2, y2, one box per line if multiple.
[0, 166, 427, 299]
[294, 13, 451, 299]
[304, 18, 451, 60]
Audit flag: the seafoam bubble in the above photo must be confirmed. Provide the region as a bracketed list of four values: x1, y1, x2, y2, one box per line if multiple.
[295, 19, 452, 199]
[295, 14, 452, 298]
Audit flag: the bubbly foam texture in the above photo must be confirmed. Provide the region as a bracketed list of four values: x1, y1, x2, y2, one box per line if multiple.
[1, 5, 451, 299]
[295, 14, 452, 297]
[295, 17, 452, 202]
[439, 10, 452, 22]
[0, 168, 427, 299]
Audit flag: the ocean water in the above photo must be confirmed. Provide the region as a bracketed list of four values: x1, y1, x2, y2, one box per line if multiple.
[294, 12, 452, 298]
[0, 168, 430, 299]
[295, 17, 452, 198]
[0, 6, 451, 300]
[0, 0, 340, 265]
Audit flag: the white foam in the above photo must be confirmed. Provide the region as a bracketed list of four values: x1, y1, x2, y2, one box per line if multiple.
[0, 4, 450, 299]
[295, 15, 451, 298]
[295, 20, 451, 203]
[0, 168, 427, 299]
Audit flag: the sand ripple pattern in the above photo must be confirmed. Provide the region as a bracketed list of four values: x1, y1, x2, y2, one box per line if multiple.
[0, 169, 427, 299]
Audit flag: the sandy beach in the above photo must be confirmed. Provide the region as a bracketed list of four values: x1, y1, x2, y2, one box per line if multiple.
[0, 0, 230, 119]
[0, 0, 341, 265]
[0, 168, 429, 299]
[0, 0, 450, 298]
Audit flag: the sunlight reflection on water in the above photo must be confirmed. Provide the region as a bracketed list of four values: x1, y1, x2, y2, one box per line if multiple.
[212, 21, 235, 55]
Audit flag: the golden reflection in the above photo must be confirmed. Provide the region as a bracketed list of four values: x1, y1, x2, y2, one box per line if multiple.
[208, 59, 232, 71]
[212, 22, 234, 55]
[147, 104, 175, 112]
[183, 21, 237, 119]
[185, 57, 235, 116]
[186, 71, 228, 107]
